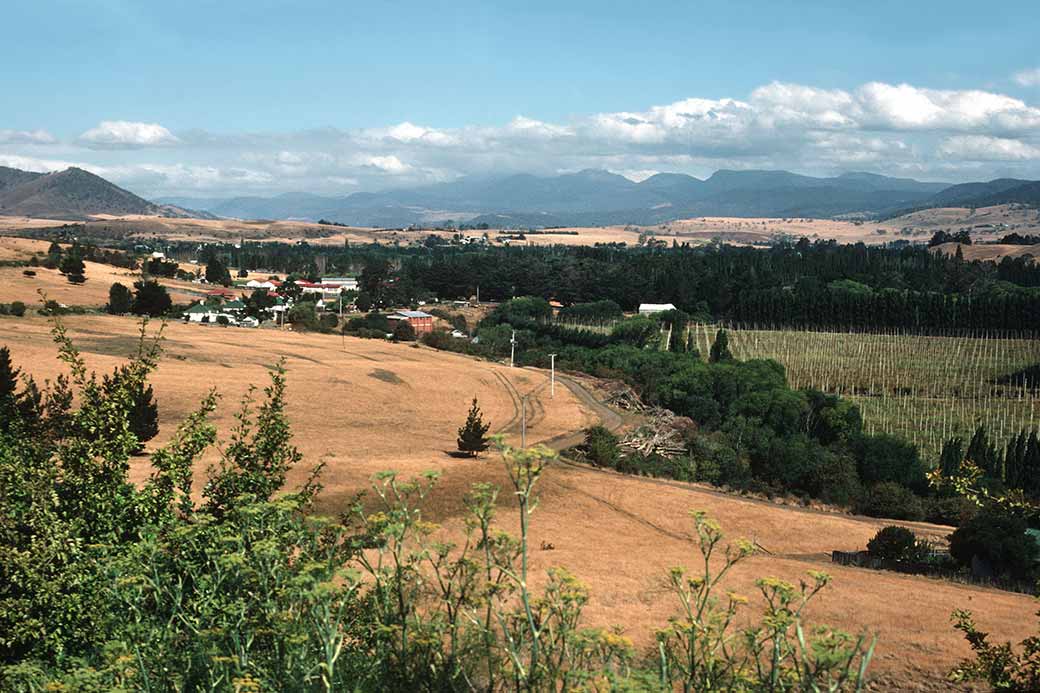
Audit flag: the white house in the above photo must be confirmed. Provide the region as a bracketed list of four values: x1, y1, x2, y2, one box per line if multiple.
[638, 303, 677, 316]
[246, 279, 277, 290]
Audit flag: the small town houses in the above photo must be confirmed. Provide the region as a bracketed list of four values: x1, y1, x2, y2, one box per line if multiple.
[183, 299, 258, 327]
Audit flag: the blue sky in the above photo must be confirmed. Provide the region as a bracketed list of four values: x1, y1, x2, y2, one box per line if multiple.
[2, 0, 1040, 197]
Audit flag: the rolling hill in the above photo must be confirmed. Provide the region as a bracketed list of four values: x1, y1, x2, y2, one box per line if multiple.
[0, 166, 212, 221]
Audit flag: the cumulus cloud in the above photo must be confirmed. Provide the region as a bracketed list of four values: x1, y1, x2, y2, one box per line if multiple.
[4, 79, 1039, 197]
[1014, 68, 1040, 87]
[938, 135, 1040, 161]
[79, 120, 180, 149]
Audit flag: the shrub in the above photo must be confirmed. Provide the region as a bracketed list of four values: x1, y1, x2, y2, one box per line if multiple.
[924, 495, 978, 526]
[866, 526, 919, 561]
[857, 482, 925, 521]
[9, 301, 26, 317]
[318, 313, 338, 333]
[581, 425, 620, 468]
[852, 433, 928, 493]
[391, 319, 416, 342]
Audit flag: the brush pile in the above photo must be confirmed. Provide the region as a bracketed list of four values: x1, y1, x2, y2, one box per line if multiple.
[604, 384, 645, 411]
[619, 408, 693, 458]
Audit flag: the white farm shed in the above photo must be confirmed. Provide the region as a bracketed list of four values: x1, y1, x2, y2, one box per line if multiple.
[638, 303, 677, 316]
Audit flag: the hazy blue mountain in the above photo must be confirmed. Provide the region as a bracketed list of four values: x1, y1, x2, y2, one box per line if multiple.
[13, 164, 1035, 228]
[928, 179, 1034, 206]
[166, 168, 970, 226]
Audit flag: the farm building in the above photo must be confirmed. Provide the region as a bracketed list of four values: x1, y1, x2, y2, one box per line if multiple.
[387, 310, 434, 334]
[296, 280, 352, 299]
[321, 276, 359, 292]
[638, 303, 677, 315]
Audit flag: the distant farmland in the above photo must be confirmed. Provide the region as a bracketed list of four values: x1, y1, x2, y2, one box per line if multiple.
[690, 324, 1040, 458]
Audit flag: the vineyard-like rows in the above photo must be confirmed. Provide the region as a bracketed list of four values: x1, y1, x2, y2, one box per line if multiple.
[689, 324, 1040, 459]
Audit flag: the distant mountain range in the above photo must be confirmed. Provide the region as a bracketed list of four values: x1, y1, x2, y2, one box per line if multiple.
[1, 164, 1036, 227]
[163, 169, 1040, 227]
[0, 166, 211, 221]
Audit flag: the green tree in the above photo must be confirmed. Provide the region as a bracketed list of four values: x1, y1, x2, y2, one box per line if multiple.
[107, 282, 133, 315]
[287, 301, 319, 330]
[0, 346, 21, 429]
[205, 257, 231, 286]
[58, 244, 85, 277]
[709, 328, 734, 362]
[949, 507, 1039, 581]
[130, 383, 159, 452]
[131, 280, 172, 317]
[456, 398, 491, 456]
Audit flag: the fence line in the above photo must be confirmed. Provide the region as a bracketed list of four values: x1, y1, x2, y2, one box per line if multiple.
[830, 551, 1036, 595]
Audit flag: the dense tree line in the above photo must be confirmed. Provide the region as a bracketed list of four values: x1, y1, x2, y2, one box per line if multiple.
[42, 235, 1040, 330]
[427, 298, 983, 524]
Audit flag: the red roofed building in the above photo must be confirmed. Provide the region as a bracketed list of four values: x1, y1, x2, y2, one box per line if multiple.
[205, 288, 236, 299]
[387, 310, 434, 334]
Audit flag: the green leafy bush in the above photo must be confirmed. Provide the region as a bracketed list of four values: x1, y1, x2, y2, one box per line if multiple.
[866, 526, 920, 561]
[857, 482, 925, 521]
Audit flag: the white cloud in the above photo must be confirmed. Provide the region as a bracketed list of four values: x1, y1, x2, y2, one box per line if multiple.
[4, 79, 1039, 197]
[363, 155, 412, 174]
[1014, 68, 1040, 87]
[79, 120, 180, 149]
[0, 153, 85, 173]
[0, 129, 57, 145]
[938, 135, 1040, 161]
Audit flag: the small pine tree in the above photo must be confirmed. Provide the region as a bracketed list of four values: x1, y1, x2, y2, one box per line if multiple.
[457, 398, 491, 457]
[130, 383, 159, 452]
[0, 347, 19, 401]
[709, 328, 733, 363]
[0, 347, 23, 432]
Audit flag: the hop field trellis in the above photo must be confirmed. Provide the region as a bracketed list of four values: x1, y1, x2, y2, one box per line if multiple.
[689, 323, 1040, 460]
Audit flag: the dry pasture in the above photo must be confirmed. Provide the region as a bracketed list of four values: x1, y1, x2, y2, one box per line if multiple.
[3, 203, 1037, 251]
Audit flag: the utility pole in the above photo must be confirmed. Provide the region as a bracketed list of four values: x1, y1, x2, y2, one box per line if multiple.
[510, 330, 516, 368]
[549, 353, 557, 398]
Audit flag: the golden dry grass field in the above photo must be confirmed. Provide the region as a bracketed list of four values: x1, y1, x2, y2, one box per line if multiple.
[0, 236, 205, 307]
[1, 313, 1033, 690]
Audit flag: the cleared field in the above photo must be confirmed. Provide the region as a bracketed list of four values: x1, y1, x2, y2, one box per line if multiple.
[2, 313, 1034, 689]
[691, 324, 1040, 458]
